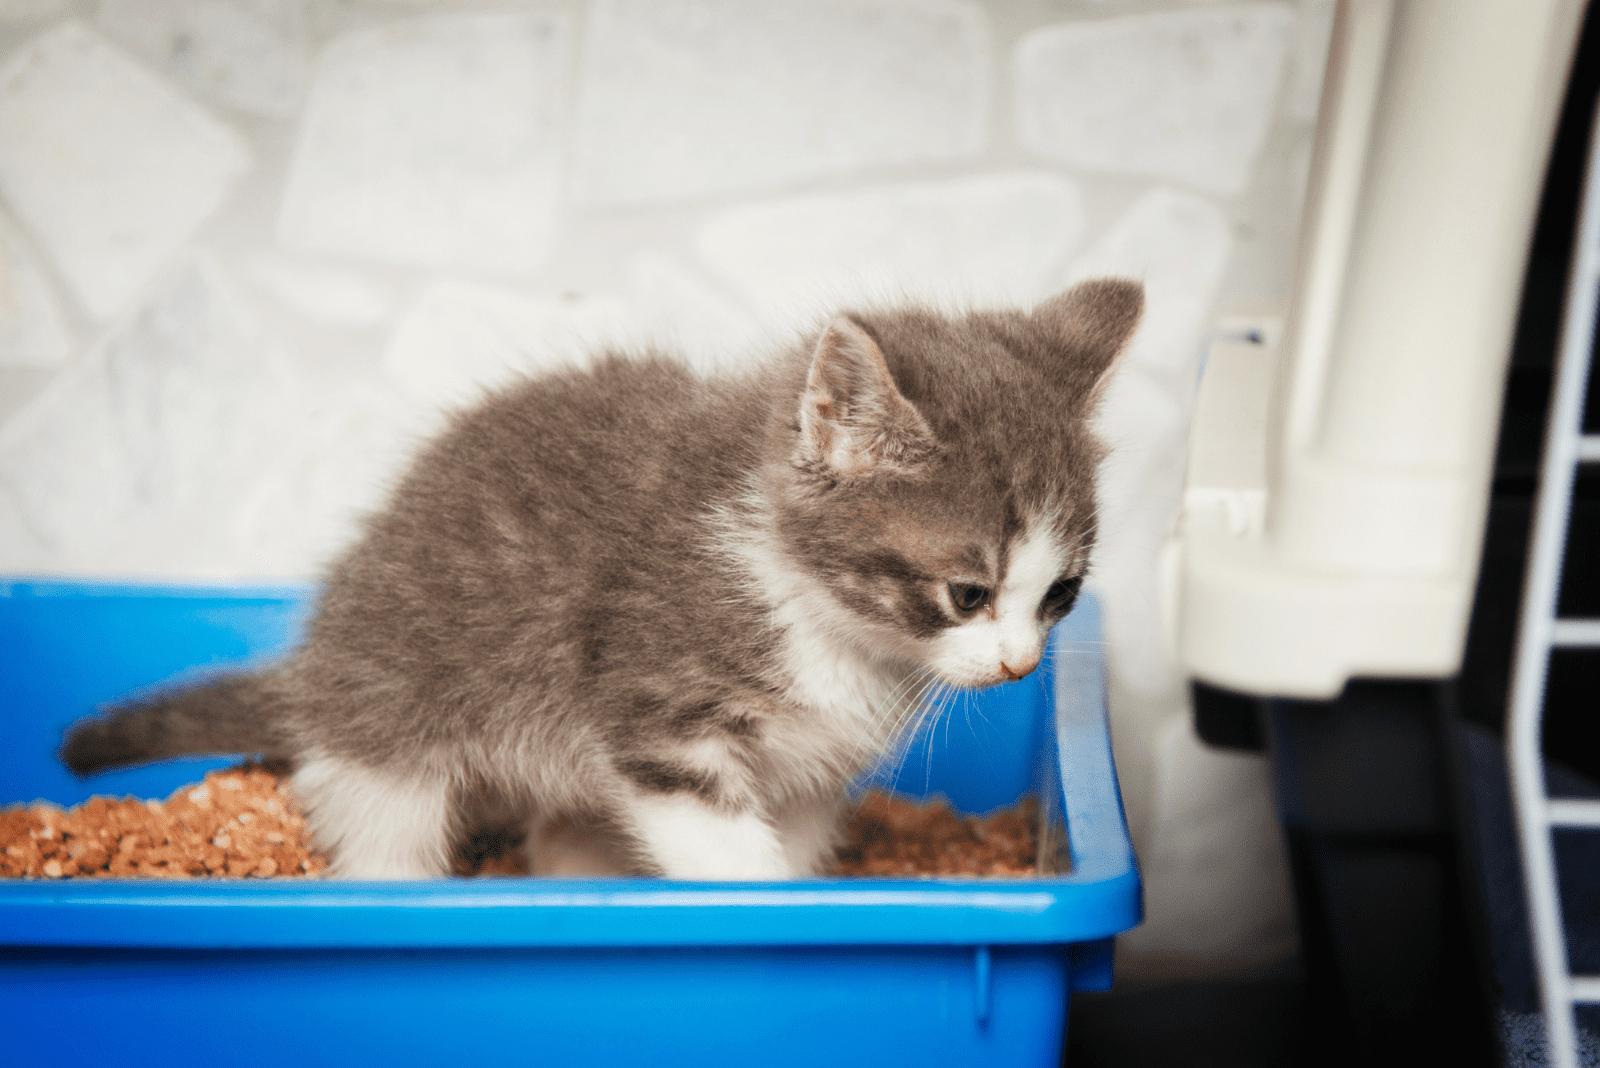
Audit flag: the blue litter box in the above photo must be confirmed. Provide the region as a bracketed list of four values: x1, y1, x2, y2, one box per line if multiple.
[0, 581, 1141, 1067]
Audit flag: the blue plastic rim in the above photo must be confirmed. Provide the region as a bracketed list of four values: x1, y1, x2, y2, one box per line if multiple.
[0, 580, 1142, 1067]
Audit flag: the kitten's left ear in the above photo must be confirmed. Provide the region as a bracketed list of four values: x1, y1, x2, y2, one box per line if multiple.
[796, 317, 936, 477]
[1030, 279, 1144, 410]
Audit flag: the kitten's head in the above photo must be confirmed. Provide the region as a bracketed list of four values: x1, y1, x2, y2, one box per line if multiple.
[768, 279, 1141, 689]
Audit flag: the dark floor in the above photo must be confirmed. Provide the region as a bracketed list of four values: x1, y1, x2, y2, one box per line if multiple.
[1064, 977, 1330, 1068]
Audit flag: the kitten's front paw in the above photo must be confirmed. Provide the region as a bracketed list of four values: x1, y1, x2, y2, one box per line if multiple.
[629, 795, 793, 880]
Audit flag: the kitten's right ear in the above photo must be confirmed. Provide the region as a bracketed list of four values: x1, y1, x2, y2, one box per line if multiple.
[1031, 279, 1144, 410]
[795, 317, 936, 478]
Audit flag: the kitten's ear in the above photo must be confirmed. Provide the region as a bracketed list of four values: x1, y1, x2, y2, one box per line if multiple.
[1031, 279, 1144, 410]
[796, 317, 936, 477]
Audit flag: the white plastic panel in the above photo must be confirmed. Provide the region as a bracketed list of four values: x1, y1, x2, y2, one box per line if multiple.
[1170, 0, 1586, 698]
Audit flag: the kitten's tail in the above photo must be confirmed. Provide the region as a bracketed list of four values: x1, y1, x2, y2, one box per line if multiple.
[60, 672, 289, 776]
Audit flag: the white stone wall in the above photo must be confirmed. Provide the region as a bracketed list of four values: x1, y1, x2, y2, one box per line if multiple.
[0, 0, 1331, 979]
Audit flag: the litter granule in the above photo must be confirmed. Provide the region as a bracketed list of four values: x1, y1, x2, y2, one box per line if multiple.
[1, 767, 1036, 879]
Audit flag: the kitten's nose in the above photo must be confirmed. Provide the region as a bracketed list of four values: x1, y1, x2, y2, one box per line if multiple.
[999, 657, 1038, 681]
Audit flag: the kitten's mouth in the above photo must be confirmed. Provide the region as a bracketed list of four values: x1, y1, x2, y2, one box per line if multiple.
[934, 667, 1032, 691]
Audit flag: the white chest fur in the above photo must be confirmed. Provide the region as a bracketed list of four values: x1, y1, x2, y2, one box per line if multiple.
[777, 598, 901, 736]
[718, 514, 919, 790]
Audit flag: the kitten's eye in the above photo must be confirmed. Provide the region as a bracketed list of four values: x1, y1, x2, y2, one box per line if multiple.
[1042, 576, 1083, 617]
[948, 583, 990, 613]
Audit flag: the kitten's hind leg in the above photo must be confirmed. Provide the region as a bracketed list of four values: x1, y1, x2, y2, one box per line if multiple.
[625, 793, 792, 880]
[290, 751, 456, 879]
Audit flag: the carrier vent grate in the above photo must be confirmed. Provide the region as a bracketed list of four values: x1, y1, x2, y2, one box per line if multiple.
[1509, 97, 1600, 1068]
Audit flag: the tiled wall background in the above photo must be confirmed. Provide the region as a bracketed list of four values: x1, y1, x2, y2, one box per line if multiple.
[0, 0, 1331, 977]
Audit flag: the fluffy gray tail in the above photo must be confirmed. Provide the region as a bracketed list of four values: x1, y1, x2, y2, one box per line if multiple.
[61, 672, 287, 776]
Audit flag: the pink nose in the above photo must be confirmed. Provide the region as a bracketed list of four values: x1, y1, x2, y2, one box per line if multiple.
[999, 658, 1038, 681]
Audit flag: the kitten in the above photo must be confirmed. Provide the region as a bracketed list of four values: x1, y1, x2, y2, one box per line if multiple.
[61, 280, 1142, 880]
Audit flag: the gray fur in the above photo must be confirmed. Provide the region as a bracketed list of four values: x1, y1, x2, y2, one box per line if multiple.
[61, 281, 1142, 878]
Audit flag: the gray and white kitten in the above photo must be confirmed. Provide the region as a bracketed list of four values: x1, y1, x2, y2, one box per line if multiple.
[62, 280, 1142, 880]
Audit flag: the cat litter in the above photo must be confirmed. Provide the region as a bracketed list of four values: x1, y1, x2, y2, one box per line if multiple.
[0, 769, 1034, 880]
[831, 792, 1038, 877]
[0, 764, 325, 880]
